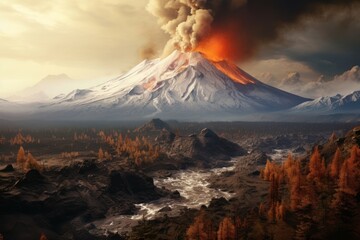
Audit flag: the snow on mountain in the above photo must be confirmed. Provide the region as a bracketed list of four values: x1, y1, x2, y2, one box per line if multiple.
[9, 74, 104, 103]
[292, 91, 360, 113]
[39, 51, 309, 120]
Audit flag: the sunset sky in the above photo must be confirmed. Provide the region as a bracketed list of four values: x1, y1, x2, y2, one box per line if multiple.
[0, 0, 359, 98]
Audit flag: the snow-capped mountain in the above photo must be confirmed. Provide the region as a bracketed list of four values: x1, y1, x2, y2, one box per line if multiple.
[292, 91, 360, 113]
[37, 51, 308, 120]
[8, 74, 104, 103]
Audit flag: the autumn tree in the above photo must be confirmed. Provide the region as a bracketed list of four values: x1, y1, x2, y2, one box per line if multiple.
[16, 146, 26, 170]
[24, 152, 42, 171]
[258, 203, 266, 218]
[338, 146, 360, 195]
[329, 148, 342, 179]
[307, 146, 326, 182]
[39, 233, 48, 240]
[275, 202, 285, 221]
[186, 210, 215, 240]
[98, 147, 104, 160]
[283, 157, 302, 210]
[217, 217, 235, 240]
[267, 173, 280, 222]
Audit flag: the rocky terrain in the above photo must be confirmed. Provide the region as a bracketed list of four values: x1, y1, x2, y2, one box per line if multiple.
[0, 120, 358, 239]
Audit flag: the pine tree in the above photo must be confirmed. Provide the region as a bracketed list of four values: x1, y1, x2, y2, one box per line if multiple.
[98, 147, 104, 160]
[24, 152, 41, 171]
[186, 210, 211, 240]
[217, 217, 235, 240]
[307, 146, 324, 181]
[16, 146, 26, 170]
[330, 148, 342, 179]
[39, 233, 48, 240]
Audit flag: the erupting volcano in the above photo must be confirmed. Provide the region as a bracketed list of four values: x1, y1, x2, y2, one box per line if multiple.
[37, 50, 309, 121]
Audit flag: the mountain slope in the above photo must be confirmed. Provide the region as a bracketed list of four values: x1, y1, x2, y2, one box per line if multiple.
[292, 91, 360, 113]
[38, 51, 308, 121]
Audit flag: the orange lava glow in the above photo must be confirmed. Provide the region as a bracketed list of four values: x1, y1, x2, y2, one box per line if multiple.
[213, 61, 254, 85]
[194, 28, 253, 85]
[195, 30, 237, 62]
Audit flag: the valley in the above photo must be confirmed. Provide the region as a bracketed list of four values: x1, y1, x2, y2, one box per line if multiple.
[0, 120, 358, 239]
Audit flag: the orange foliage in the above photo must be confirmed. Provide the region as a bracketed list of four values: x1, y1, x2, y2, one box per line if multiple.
[284, 157, 302, 210]
[16, 146, 26, 169]
[61, 152, 79, 159]
[329, 148, 342, 179]
[276, 202, 285, 222]
[262, 160, 282, 181]
[186, 210, 215, 240]
[24, 152, 42, 172]
[10, 132, 35, 145]
[17, 146, 42, 172]
[258, 202, 266, 217]
[217, 217, 235, 240]
[98, 148, 104, 160]
[39, 233, 48, 240]
[338, 146, 360, 195]
[307, 146, 326, 182]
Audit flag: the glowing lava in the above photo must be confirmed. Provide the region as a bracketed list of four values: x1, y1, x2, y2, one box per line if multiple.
[195, 31, 235, 62]
[212, 61, 254, 85]
[194, 30, 253, 85]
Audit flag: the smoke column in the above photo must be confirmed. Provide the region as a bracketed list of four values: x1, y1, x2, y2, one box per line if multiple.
[147, 0, 356, 61]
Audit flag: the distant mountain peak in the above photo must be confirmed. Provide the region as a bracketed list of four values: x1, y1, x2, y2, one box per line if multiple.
[41, 73, 72, 81]
[291, 91, 360, 113]
[15, 51, 309, 120]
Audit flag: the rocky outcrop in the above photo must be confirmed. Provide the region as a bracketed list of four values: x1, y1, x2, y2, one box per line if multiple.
[134, 118, 172, 133]
[170, 128, 246, 162]
[0, 160, 165, 240]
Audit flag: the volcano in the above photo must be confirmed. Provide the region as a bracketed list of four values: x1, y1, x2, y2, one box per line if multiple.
[39, 51, 309, 121]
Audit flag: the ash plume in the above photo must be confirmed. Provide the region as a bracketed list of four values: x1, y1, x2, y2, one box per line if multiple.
[147, 0, 213, 54]
[147, 0, 357, 61]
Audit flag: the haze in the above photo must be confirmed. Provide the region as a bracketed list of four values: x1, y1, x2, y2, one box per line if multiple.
[0, 0, 359, 99]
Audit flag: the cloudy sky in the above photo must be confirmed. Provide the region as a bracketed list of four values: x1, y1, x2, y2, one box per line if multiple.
[0, 0, 359, 99]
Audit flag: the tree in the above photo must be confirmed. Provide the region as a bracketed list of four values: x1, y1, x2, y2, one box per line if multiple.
[24, 152, 42, 171]
[338, 146, 360, 195]
[258, 202, 266, 217]
[276, 202, 285, 221]
[330, 148, 342, 179]
[16, 146, 26, 170]
[39, 233, 48, 240]
[217, 217, 235, 240]
[307, 146, 325, 181]
[98, 147, 104, 160]
[186, 210, 213, 240]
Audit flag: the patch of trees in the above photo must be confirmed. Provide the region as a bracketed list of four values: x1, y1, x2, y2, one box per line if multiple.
[97, 130, 160, 167]
[186, 144, 360, 239]
[16, 146, 42, 172]
[60, 151, 79, 159]
[10, 132, 35, 145]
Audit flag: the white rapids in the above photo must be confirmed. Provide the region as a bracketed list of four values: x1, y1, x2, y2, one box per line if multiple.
[92, 161, 236, 235]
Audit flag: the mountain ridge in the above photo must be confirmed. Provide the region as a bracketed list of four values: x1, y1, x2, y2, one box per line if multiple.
[36, 51, 309, 120]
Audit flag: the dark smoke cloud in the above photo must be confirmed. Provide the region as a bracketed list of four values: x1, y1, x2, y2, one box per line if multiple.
[258, 4, 360, 76]
[148, 0, 358, 63]
[209, 0, 358, 61]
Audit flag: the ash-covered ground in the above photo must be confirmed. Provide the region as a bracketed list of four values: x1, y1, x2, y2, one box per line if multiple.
[0, 120, 358, 240]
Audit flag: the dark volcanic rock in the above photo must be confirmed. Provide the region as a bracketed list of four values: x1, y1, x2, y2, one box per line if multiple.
[135, 118, 171, 133]
[108, 170, 159, 199]
[170, 128, 246, 163]
[170, 190, 181, 199]
[0, 164, 14, 172]
[16, 169, 45, 187]
[159, 206, 172, 212]
[78, 159, 98, 174]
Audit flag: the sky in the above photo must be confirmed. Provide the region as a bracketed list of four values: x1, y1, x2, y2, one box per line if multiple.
[0, 0, 359, 99]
